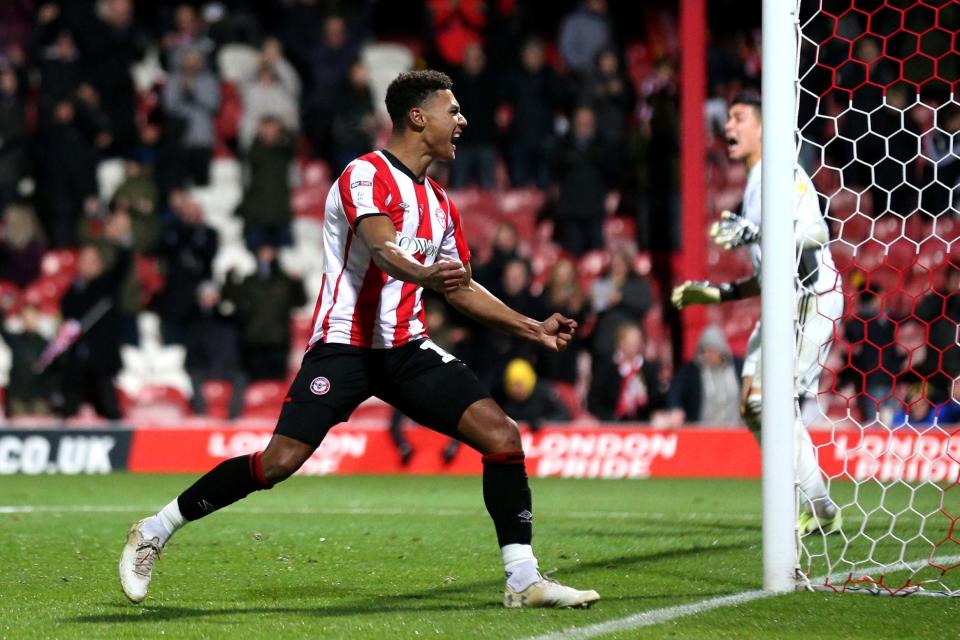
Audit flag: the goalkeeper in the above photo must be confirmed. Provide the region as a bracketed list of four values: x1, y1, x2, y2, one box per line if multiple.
[672, 91, 843, 536]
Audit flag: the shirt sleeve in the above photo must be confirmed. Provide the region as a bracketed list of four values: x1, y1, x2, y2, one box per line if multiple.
[793, 168, 829, 248]
[438, 197, 471, 265]
[338, 160, 391, 231]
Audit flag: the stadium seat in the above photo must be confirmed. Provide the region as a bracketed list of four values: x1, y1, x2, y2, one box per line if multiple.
[40, 249, 78, 278]
[216, 43, 260, 84]
[242, 380, 287, 419]
[351, 396, 393, 424]
[97, 158, 126, 202]
[361, 42, 415, 119]
[552, 382, 582, 419]
[125, 385, 192, 421]
[202, 380, 233, 419]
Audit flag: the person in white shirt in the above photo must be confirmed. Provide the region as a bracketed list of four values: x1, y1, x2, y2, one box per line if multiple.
[672, 90, 843, 536]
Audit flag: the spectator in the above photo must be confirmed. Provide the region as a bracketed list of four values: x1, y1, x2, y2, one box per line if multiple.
[589, 243, 653, 360]
[578, 48, 635, 150]
[239, 57, 300, 151]
[427, 0, 485, 68]
[558, 0, 613, 77]
[0, 204, 46, 288]
[160, 3, 216, 72]
[537, 257, 587, 384]
[33, 98, 100, 247]
[549, 105, 615, 256]
[329, 59, 379, 173]
[845, 290, 903, 423]
[495, 357, 571, 431]
[162, 48, 220, 187]
[0, 64, 27, 209]
[449, 43, 499, 190]
[55, 215, 132, 420]
[914, 269, 960, 390]
[237, 116, 296, 251]
[184, 280, 244, 418]
[503, 38, 567, 188]
[301, 13, 367, 161]
[157, 196, 218, 344]
[0, 303, 55, 418]
[588, 322, 666, 422]
[665, 325, 741, 426]
[74, 0, 148, 156]
[473, 221, 519, 289]
[223, 244, 306, 381]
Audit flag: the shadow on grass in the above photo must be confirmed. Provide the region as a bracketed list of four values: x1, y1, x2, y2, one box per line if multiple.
[70, 541, 750, 625]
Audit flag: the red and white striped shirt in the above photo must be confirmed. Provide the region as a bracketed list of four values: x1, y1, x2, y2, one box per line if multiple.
[308, 150, 471, 349]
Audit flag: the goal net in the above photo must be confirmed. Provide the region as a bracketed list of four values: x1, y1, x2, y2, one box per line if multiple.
[795, 0, 959, 594]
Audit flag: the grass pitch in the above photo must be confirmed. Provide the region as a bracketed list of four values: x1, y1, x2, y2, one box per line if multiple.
[0, 474, 956, 639]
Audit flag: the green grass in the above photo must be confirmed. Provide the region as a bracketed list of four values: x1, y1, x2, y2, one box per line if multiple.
[0, 474, 957, 639]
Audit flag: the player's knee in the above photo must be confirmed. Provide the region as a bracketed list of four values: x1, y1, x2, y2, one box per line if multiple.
[485, 414, 522, 454]
[261, 448, 307, 483]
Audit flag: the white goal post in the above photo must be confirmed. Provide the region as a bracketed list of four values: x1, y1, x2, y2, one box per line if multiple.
[761, 0, 800, 593]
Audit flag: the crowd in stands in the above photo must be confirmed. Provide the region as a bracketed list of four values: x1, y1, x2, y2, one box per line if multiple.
[0, 0, 953, 434]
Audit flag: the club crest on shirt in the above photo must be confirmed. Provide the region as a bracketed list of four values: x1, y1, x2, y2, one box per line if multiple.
[309, 376, 330, 396]
[433, 206, 446, 226]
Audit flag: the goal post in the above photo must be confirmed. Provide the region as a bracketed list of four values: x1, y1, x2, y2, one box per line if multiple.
[761, 0, 800, 593]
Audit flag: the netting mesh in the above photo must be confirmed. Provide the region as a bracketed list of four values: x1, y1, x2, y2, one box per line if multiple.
[796, 0, 959, 595]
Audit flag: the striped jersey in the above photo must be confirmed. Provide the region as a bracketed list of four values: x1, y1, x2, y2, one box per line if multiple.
[308, 150, 471, 349]
[741, 160, 840, 295]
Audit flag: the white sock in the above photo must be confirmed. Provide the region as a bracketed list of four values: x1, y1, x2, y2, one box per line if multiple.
[502, 544, 540, 591]
[142, 498, 186, 545]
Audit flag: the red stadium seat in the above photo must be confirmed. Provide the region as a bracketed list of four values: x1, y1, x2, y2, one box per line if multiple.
[202, 380, 233, 420]
[40, 249, 78, 278]
[242, 380, 287, 419]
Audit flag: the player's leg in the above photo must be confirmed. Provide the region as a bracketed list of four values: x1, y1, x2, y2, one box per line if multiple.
[795, 290, 844, 534]
[742, 314, 837, 535]
[378, 339, 598, 608]
[120, 344, 374, 603]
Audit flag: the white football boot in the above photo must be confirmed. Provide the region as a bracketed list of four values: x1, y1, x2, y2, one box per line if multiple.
[503, 573, 600, 609]
[119, 518, 163, 603]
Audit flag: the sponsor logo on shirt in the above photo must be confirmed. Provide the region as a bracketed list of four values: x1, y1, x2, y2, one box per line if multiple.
[395, 232, 438, 258]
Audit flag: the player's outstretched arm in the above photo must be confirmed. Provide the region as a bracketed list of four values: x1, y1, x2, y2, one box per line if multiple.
[446, 275, 577, 352]
[357, 215, 467, 294]
[671, 276, 760, 309]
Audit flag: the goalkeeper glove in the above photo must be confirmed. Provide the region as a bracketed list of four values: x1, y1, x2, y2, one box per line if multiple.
[671, 280, 744, 309]
[710, 210, 760, 250]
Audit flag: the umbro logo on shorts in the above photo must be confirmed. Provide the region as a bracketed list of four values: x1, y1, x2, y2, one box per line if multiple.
[310, 376, 331, 396]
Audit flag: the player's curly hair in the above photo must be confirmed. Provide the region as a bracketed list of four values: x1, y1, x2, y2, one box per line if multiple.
[385, 70, 453, 129]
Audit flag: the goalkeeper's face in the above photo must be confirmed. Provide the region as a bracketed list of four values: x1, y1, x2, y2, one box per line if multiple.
[724, 103, 762, 165]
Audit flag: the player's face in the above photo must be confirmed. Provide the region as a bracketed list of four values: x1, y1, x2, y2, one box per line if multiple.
[724, 103, 762, 163]
[420, 89, 467, 162]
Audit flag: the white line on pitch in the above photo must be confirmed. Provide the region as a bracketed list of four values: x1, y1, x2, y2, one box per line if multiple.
[0, 504, 759, 521]
[521, 555, 960, 640]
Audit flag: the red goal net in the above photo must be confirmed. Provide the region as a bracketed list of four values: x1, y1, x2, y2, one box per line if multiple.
[796, 0, 959, 595]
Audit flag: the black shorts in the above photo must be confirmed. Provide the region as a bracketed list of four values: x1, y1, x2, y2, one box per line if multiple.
[275, 338, 491, 447]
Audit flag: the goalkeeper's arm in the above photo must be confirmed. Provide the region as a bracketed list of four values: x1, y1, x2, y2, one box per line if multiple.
[671, 276, 760, 309]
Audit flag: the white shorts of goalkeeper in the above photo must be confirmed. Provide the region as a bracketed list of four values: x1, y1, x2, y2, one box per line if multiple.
[741, 287, 844, 399]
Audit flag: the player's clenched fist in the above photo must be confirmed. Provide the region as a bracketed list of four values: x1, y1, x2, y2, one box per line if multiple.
[422, 259, 468, 293]
[537, 312, 578, 352]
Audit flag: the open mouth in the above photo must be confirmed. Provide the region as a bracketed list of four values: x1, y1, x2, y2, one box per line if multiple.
[451, 131, 461, 149]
